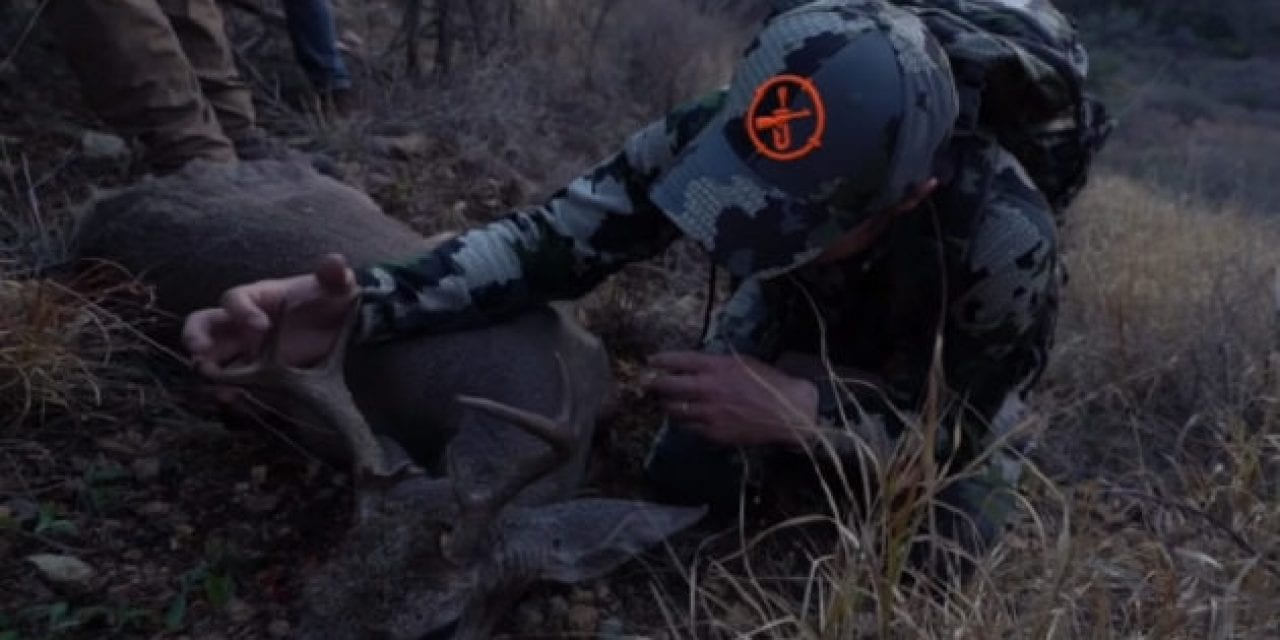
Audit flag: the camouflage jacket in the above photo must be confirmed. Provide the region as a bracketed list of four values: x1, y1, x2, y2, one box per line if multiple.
[353, 89, 1058, 462]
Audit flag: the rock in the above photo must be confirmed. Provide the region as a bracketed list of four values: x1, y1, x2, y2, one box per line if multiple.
[227, 598, 254, 623]
[369, 132, 429, 159]
[80, 130, 130, 162]
[599, 616, 626, 639]
[268, 619, 291, 637]
[139, 501, 170, 516]
[547, 595, 569, 618]
[26, 553, 95, 585]
[513, 603, 545, 631]
[566, 604, 599, 634]
[3, 497, 38, 524]
[242, 492, 279, 514]
[0, 60, 17, 87]
[132, 457, 161, 481]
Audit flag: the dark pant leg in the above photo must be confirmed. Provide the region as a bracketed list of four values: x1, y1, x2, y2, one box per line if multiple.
[46, 0, 235, 171]
[909, 449, 1022, 584]
[643, 417, 745, 514]
[282, 0, 352, 92]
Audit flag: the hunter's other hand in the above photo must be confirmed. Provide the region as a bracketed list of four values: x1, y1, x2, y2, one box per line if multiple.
[183, 253, 359, 375]
[645, 351, 819, 447]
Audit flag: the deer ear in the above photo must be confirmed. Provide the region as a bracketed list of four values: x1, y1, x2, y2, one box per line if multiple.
[499, 499, 705, 583]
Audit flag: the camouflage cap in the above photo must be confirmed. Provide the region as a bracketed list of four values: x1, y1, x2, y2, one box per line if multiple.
[650, 0, 958, 278]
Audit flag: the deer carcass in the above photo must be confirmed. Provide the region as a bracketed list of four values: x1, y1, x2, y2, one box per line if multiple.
[71, 159, 703, 638]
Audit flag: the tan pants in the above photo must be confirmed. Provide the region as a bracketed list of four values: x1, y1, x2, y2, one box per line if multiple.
[47, 0, 257, 171]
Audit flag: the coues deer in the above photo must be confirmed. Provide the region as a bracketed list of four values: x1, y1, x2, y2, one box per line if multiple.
[72, 159, 704, 638]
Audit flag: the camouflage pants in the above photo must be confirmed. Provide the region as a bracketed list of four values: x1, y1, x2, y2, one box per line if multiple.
[46, 0, 254, 170]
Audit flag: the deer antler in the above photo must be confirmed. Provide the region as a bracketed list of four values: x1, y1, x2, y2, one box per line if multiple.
[200, 301, 399, 481]
[445, 354, 577, 560]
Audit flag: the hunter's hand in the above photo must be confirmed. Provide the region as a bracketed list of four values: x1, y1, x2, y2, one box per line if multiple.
[645, 351, 819, 447]
[183, 253, 359, 376]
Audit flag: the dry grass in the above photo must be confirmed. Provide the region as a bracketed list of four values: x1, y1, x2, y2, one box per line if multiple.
[649, 174, 1280, 639]
[4, 1, 1280, 636]
[0, 259, 169, 434]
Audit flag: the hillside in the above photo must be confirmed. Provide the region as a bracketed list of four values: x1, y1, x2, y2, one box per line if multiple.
[2, 0, 1280, 637]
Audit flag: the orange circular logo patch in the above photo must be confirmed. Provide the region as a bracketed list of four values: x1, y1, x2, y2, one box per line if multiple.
[746, 74, 826, 162]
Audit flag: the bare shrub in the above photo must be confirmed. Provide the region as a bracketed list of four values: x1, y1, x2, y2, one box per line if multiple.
[1045, 174, 1280, 475]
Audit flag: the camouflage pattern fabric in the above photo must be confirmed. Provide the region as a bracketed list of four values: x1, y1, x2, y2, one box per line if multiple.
[354, 0, 1071, 566]
[891, 0, 1114, 213]
[650, 0, 958, 278]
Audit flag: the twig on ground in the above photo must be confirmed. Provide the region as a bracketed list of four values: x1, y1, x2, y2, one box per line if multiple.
[4, 526, 87, 555]
[1099, 486, 1280, 580]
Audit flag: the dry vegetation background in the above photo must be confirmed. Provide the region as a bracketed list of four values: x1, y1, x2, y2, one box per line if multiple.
[2, 0, 1280, 638]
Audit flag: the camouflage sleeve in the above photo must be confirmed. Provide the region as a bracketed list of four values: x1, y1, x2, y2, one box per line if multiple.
[815, 142, 1058, 464]
[940, 143, 1058, 462]
[353, 91, 728, 343]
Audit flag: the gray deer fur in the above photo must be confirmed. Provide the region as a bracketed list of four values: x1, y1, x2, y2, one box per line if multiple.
[72, 159, 703, 639]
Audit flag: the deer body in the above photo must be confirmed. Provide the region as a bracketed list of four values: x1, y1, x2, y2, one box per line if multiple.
[72, 160, 701, 639]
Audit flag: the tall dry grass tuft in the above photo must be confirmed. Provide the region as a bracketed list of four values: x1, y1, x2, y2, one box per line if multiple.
[653, 175, 1280, 638]
[1049, 174, 1280, 474]
[0, 260, 167, 433]
[1, 162, 170, 433]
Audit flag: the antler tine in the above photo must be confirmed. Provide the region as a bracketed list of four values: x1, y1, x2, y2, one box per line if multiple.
[200, 299, 395, 480]
[316, 297, 361, 376]
[446, 353, 576, 559]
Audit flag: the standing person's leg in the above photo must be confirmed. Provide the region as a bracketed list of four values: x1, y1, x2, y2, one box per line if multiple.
[45, 0, 235, 172]
[282, 0, 352, 95]
[155, 0, 257, 142]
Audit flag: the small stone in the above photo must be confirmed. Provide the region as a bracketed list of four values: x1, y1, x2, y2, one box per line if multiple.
[513, 603, 545, 630]
[139, 501, 170, 516]
[3, 497, 37, 524]
[123, 549, 143, 562]
[234, 481, 251, 494]
[569, 587, 594, 604]
[250, 465, 268, 486]
[227, 598, 253, 623]
[132, 457, 161, 481]
[566, 604, 599, 634]
[369, 132, 429, 159]
[242, 493, 279, 514]
[599, 616, 625, 639]
[547, 595, 569, 617]
[26, 553, 95, 585]
[268, 619, 290, 637]
[80, 130, 130, 162]
[595, 583, 612, 602]
[0, 60, 17, 86]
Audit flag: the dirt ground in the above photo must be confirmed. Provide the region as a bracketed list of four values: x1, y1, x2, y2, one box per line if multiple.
[0, 6, 734, 637]
[5, 1, 1280, 639]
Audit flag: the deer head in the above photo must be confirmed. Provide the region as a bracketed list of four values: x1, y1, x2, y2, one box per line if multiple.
[201, 302, 704, 639]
